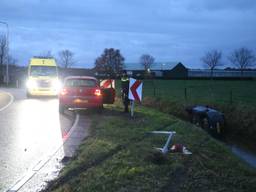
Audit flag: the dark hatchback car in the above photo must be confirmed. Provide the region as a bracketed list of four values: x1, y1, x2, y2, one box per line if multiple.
[186, 105, 225, 136]
[59, 76, 115, 113]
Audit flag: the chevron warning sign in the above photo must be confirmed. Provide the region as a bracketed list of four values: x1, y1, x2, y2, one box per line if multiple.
[128, 78, 143, 102]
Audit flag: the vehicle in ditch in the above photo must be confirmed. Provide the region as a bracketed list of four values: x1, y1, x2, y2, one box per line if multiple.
[186, 105, 225, 136]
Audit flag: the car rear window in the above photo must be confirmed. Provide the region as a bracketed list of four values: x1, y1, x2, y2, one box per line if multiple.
[65, 79, 97, 87]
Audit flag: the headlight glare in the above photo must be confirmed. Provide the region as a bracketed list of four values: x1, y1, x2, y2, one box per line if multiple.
[52, 79, 62, 91]
[26, 79, 37, 89]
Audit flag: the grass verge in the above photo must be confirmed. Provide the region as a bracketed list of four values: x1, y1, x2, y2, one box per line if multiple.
[115, 79, 256, 145]
[142, 96, 256, 149]
[44, 103, 256, 192]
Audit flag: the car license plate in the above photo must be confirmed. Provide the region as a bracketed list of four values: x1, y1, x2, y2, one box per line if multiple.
[74, 98, 88, 103]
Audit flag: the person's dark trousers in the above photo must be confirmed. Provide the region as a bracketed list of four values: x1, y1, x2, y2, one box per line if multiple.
[124, 101, 129, 112]
[123, 95, 129, 112]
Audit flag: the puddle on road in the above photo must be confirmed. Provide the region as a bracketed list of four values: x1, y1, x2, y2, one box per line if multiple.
[34, 162, 64, 192]
[19, 113, 90, 192]
[18, 149, 66, 192]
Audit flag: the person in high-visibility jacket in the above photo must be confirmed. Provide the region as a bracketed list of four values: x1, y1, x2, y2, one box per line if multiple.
[121, 71, 130, 113]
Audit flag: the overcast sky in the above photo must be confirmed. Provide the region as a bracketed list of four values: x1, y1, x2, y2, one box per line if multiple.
[0, 0, 256, 68]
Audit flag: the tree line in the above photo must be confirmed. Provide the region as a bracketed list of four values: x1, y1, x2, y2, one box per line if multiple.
[94, 47, 256, 78]
[0, 35, 17, 82]
[0, 34, 76, 70]
[31, 50, 76, 69]
[1, 31, 256, 80]
[94, 48, 155, 78]
[201, 48, 256, 77]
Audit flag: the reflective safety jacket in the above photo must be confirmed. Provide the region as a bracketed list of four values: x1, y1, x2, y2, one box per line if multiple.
[121, 76, 129, 95]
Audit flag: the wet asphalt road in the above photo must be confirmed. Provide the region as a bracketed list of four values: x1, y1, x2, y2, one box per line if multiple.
[0, 88, 74, 192]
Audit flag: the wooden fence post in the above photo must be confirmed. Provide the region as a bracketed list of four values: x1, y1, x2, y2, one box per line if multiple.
[184, 88, 187, 103]
[230, 90, 233, 105]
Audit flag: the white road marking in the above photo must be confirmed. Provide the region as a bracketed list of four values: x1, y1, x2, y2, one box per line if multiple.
[7, 113, 80, 192]
[62, 113, 80, 142]
[0, 91, 14, 112]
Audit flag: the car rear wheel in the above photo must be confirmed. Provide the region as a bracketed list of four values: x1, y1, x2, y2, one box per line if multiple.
[96, 105, 103, 113]
[26, 91, 32, 98]
[59, 105, 65, 114]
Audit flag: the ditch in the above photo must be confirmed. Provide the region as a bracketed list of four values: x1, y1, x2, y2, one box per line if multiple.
[142, 97, 256, 169]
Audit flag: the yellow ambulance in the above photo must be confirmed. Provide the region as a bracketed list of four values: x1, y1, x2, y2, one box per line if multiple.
[26, 57, 61, 97]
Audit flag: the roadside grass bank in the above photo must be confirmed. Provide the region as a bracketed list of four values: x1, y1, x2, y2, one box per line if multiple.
[115, 79, 256, 148]
[44, 104, 256, 192]
[142, 96, 256, 149]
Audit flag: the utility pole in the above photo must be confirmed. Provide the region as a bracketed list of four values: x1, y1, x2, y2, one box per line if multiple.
[0, 21, 9, 86]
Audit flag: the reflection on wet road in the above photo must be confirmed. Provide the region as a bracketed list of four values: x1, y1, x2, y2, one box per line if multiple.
[0, 89, 73, 192]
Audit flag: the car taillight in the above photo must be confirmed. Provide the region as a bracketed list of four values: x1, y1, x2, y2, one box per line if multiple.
[60, 88, 68, 95]
[94, 89, 101, 96]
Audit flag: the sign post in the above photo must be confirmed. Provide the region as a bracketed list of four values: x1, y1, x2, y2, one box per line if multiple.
[130, 100, 135, 117]
[128, 78, 143, 117]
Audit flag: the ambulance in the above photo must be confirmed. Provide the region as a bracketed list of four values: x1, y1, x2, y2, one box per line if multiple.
[26, 57, 61, 97]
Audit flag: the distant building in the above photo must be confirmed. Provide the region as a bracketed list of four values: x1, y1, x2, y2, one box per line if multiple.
[188, 69, 256, 79]
[1, 65, 27, 87]
[124, 62, 188, 79]
[59, 68, 94, 79]
[164, 63, 188, 79]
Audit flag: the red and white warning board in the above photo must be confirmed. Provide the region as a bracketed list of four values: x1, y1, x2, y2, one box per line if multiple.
[128, 78, 143, 102]
[100, 79, 115, 88]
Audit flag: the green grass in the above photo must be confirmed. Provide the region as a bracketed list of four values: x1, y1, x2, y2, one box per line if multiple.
[148, 80, 256, 105]
[116, 79, 256, 106]
[117, 79, 256, 144]
[44, 104, 256, 192]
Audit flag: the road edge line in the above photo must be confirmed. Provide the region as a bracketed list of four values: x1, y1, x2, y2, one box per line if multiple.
[0, 91, 14, 112]
[6, 113, 80, 192]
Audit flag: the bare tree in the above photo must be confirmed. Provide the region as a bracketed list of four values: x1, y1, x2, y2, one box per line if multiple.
[95, 48, 125, 78]
[0, 35, 8, 81]
[229, 47, 256, 77]
[39, 50, 54, 58]
[58, 49, 75, 68]
[7, 55, 17, 65]
[201, 50, 222, 78]
[0, 35, 7, 65]
[140, 54, 155, 72]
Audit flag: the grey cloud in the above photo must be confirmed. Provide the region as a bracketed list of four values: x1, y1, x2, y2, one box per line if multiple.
[185, 0, 256, 11]
[1, 0, 256, 68]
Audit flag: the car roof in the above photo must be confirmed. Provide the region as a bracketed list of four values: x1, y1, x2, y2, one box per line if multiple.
[64, 76, 98, 81]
